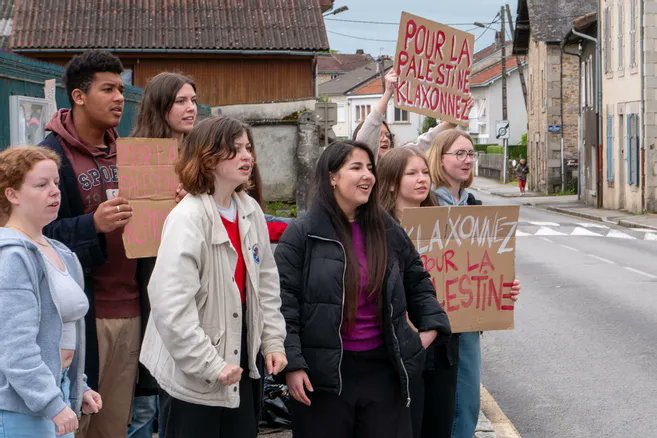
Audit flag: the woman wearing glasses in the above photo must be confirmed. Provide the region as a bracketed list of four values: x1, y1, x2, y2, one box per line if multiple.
[353, 69, 454, 162]
[426, 129, 520, 438]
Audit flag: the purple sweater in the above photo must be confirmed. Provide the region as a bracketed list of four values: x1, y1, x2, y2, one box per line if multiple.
[341, 223, 384, 351]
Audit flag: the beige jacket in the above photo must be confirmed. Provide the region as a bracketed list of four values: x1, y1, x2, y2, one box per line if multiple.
[140, 191, 286, 407]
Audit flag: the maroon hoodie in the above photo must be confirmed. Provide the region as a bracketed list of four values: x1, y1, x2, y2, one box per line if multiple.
[47, 109, 139, 319]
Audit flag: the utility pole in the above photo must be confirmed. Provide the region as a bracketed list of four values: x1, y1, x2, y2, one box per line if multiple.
[505, 3, 528, 110]
[500, 5, 509, 183]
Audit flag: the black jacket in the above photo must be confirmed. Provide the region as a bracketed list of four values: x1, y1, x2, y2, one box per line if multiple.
[40, 133, 156, 394]
[274, 204, 451, 404]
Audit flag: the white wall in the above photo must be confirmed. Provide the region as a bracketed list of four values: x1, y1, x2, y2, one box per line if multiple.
[470, 65, 528, 145]
[347, 94, 423, 145]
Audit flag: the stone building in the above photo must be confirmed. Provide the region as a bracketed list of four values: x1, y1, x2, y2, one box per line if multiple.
[512, 0, 597, 194]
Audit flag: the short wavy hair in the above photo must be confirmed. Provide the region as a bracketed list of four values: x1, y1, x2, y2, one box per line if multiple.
[0, 146, 61, 218]
[175, 116, 254, 195]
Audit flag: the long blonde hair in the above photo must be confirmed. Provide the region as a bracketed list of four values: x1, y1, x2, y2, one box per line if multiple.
[426, 129, 474, 189]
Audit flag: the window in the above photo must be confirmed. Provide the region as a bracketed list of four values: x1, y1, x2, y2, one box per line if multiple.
[529, 73, 533, 113]
[355, 104, 371, 122]
[617, 1, 624, 72]
[587, 58, 594, 106]
[120, 69, 133, 86]
[9, 96, 50, 146]
[541, 68, 546, 112]
[337, 104, 346, 123]
[394, 108, 409, 122]
[581, 61, 587, 109]
[604, 6, 612, 74]
[627, 113, 640, 185]
[607, 114, 614, 183]
[630, 0, 638, 69]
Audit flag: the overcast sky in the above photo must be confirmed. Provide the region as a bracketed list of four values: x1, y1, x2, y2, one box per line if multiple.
[324, 0, 519, 57]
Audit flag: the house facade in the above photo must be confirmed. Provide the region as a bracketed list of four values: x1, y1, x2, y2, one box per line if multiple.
[513, 0, 596, 194]
[469, 41, 528, 146]
[599, 0, 657, 213]
[9, 0, 330, 106]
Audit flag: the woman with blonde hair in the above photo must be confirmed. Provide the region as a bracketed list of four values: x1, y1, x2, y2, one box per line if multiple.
[0, 146, 102, 438]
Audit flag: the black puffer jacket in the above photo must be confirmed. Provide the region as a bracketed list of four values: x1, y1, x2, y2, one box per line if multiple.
[274, 205, 451, 404]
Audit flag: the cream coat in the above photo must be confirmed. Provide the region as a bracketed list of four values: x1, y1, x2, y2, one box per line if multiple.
[140, 191, 286, 407]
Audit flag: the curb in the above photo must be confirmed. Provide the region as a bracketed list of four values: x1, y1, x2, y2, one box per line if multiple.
[543, 206, 621, 225]
[480, 385, 521, 438]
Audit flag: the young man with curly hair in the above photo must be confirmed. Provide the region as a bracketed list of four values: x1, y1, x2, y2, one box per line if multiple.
[40, 50, 145, 438]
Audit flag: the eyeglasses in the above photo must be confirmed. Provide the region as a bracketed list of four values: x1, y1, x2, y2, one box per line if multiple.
[443, 150, 479, 161]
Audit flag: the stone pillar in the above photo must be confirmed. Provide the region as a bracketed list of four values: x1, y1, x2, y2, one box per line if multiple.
[296, 111, 319, 214]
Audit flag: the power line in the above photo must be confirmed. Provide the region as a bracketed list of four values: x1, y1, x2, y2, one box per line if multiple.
[325, 17, 501, 27]
[327, 30, 397, 43]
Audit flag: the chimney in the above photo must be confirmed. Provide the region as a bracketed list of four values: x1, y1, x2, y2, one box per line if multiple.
[356, 49, 364, 55]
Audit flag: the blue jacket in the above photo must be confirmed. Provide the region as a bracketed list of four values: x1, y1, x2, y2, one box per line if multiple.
[0, 228, 87, 418]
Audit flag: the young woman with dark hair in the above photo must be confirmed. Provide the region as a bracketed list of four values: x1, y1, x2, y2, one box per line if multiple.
[274, 140, 451, 438]
[426, 129, 520, 438]
[139, 116, 287, 438]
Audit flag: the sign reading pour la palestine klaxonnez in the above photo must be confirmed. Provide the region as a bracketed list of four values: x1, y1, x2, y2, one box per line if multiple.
[394, 12, 475, 127]
[401, 205, 520, 333]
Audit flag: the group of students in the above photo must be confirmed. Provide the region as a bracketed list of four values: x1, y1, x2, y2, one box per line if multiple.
[0, 49, 519, 438]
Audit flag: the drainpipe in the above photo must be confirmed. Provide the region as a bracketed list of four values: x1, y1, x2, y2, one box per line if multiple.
[640, 0, 646, 212]
[570, 27, 600, 205]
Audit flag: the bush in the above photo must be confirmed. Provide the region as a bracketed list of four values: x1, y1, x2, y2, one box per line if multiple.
[480, 144, 527, 160]
[422, 117, 437, 134]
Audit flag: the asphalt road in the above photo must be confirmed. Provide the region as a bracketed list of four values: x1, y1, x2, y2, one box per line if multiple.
[474, 191, 657, 437]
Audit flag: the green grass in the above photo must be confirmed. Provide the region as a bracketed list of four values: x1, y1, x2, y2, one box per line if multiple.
[266, 201, 297, 218]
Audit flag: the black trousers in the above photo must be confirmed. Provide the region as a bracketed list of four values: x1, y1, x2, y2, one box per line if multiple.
[158, 320, 259, 438]
[409, 343, 458, 438]
[290, 345, 413, 438]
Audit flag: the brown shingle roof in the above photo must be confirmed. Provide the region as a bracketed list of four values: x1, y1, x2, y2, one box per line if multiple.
[11, 0, 329, 52]
[0, 0, 13, 50]
[317, 53, 373, 74]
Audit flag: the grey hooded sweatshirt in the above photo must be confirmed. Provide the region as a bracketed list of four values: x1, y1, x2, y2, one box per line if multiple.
[0, 228, 87, 419]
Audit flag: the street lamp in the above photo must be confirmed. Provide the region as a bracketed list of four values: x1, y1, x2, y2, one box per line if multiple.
[324, 5, 349, 16]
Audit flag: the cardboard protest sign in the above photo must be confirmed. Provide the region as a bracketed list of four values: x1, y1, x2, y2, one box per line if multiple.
[117, 138, 179, 259]
[401, 205, 519, 332]
[394, 12, 475, 126]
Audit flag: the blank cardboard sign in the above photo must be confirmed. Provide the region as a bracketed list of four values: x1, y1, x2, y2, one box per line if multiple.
[117, 138, 179, 259]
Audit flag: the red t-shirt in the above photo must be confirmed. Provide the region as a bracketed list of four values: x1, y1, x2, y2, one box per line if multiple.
[221, 216, 246, 304]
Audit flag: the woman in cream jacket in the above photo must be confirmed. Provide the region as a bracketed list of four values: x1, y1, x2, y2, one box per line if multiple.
[140, 116, 287, 438]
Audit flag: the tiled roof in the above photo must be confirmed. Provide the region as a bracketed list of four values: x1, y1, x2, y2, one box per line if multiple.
[470, 56, 522, 87]
[319, 59, 392, 96]
[0, 0, 13, 50]
[520, 0, 597, 43]
[317, 53, 373, 74]
[11, 0, 329, 52]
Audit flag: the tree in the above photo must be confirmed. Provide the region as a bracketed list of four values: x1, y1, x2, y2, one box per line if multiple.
[422, 116, 437, 134]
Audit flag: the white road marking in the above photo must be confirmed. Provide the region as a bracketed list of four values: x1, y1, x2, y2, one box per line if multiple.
[606, 230, 636, 240]
[645, 233, 657, 241]
[623, 267, 657, 280]
[538, 237, 554, 243]
[559, 244, 580, 252]
[587, 254, 615, 265]
[535, 226, 567, 236]
[529, 221, 560, 226]
[571, 227, 602, 237]
[576, 222, 609, 229]
[516, 230, 531, 236]
[629, 228, 657, 233]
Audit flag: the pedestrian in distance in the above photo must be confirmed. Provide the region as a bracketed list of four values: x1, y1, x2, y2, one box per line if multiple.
[0, 146, 102, 438]
[127, 71, 199, 438]
[39, 50, 145, 438]
[426, 129, 520, 438]
[274, 140, 451, 438]
[139, 116, 287, 438]
[353, 69, 455, 162]
[516, 158, 529, 195]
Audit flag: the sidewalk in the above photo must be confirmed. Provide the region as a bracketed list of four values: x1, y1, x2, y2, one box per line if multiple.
[471, 176, 657, 231]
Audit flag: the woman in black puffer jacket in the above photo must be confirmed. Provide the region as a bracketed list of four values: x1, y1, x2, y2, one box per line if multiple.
[274, 141, 451, 438]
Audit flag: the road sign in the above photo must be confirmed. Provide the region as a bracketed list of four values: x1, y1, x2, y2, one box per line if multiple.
[548, 124, 561, 133]
[496, 120, 510, 139]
